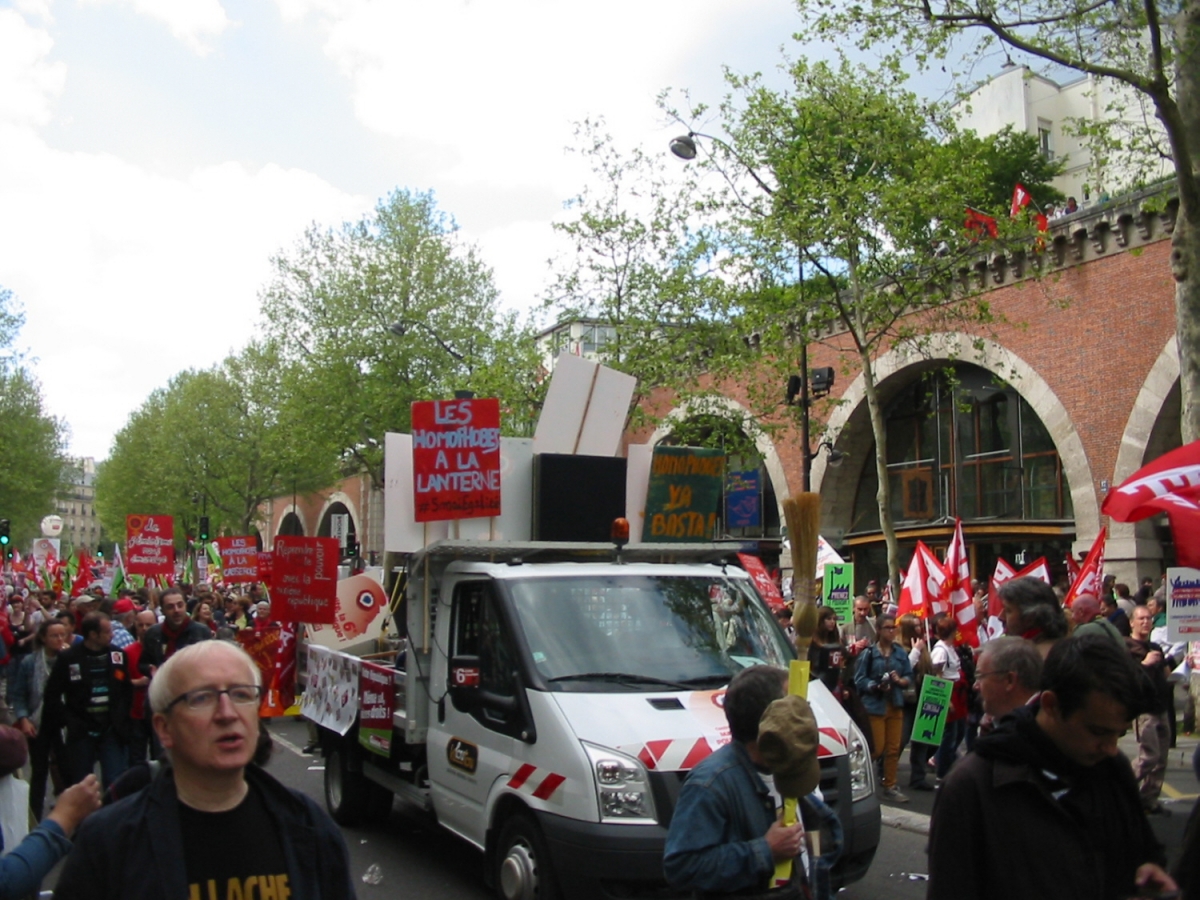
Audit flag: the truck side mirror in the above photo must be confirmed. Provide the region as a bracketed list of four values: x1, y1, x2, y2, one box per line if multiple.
[448, 655, 482, 712]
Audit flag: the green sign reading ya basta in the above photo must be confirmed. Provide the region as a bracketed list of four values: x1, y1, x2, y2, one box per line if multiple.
[644, 447, 725, 543]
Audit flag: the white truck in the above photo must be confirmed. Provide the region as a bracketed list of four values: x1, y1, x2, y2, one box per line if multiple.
[307, 540, 880, 900]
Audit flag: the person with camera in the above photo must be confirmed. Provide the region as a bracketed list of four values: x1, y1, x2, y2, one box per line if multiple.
[854, 613, 914, 803]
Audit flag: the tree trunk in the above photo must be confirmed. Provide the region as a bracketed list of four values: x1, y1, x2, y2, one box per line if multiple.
[1174, 0, 1200, 442]
[859, 348, 903, 603]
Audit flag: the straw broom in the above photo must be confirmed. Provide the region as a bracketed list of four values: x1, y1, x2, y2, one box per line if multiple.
[784, 492, 822, 655]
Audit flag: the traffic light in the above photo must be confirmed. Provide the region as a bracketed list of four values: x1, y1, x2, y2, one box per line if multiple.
[344, 537, 358, 560]
[198, 516, 210, 542]
[0, 519, 9, 556]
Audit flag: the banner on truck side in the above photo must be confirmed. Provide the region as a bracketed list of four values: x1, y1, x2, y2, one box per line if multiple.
[358, 661, 395, 757]
[411, 398, 502, 522]
[301, 645, 359, 735]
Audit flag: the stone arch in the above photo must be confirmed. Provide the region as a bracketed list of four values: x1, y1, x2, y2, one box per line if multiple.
[649, 395, 792, 526]
[1108, 337, 1181, 578]
[275, 506, 305, 538]
[812, 333, 1099, 551]
[316, 492, 360, 539]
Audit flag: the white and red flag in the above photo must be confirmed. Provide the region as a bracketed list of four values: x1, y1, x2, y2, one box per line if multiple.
[1063, 527, 1107, 608]
[897, 541, 949, 620]
[944, 518, 980, 646]
[988, 558, 1017, 618]
[1010, 183, 1032, 217]
[1102, 439, 1200, 568]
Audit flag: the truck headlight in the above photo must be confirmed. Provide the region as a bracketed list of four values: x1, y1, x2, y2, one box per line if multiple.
[847, 722, 875, 802]
[582, 742, 657, 823]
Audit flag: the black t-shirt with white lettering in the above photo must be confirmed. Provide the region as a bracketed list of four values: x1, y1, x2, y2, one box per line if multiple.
[178, 783, 290, 900]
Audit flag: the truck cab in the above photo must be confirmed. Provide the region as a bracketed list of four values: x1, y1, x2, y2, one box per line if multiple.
[314, 542, 879, 900]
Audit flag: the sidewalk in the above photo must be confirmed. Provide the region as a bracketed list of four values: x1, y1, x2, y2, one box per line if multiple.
[877, 727, 1199, 868]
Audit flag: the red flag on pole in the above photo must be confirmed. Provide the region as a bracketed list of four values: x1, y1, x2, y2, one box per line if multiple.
[1101, 439, 1200, 567]
[1014, 557, 1052, 584]
[965, 207, 998, 240]
[1063, 528, 1107, 608]
[897, 541, 949, 620]
[988, 559, 1017, 619]
[1010, 183, 1032, 218]
[944, 518, 980, 646]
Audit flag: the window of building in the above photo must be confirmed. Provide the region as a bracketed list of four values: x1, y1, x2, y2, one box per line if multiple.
[1038, 119, 1054, 161]
[850, 364, 1073, 533]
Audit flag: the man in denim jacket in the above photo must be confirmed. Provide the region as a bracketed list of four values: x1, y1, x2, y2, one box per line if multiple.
[664, 666, 840, 898]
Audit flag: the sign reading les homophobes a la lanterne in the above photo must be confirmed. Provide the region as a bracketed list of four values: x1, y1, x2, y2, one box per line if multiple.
[411, 398, 502, 522]
[215, 536, 258, 583]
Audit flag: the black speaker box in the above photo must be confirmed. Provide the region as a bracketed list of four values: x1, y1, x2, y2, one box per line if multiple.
[533, 454, 627, 542]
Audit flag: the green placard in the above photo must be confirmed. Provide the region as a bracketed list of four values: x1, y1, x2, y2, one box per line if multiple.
[643, 447, 725, 543]
[911, 675, 953, 747]
[822, 563, 854, 625]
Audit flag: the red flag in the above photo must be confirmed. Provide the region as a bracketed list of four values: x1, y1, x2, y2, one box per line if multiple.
[965, 207, 998, 240]
[944, 518, 979, 647]
[897, 541, 949, 620]
[1010, 183, 1032, 218]
[988, 558, 1017, 618]
[1014, 557, 1052, 585]
[1102, 439, 1200, 567]
[1065, 552, 1081, 586]
[70, 552, 94, 598]
[1063, 528, 1107, 608]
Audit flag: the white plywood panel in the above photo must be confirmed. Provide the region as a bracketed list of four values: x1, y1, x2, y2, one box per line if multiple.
[625, 442, 654, 544]
[533, 353, 596, 455]
[384, 433, 448, 553]
[576, 365, 637, 457]
[454, 438, 534, 542]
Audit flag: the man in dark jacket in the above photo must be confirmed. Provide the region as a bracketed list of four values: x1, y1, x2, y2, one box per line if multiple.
[926, 634, 1175, 900]
[41, 613, 132, 790]
[54, 640, 355, 899]
[139, 587, 210, 676]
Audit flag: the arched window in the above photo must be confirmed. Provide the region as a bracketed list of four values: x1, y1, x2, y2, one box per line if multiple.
[850, 364, 1073, 533]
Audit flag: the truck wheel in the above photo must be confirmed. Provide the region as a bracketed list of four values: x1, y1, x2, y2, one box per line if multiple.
[325, 744, 368, 827]
[495, 813, 560, 900]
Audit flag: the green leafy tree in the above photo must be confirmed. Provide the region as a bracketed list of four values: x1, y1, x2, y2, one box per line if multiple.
[0, 289, 66, 544]
[95, 342, 336, 545]
[668, 56, 997, 598]
[953, 125, 1067, 214]
[261, 189, 542, 490]
[793, 0, 1200, 440]
[544, 119, 741, 415]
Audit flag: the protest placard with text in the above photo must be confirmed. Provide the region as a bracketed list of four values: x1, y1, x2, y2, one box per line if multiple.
[1167, 567, 1200, 642]
[359, 661, 395, 757]
[912, 675, 953, 747]
[411, 398, 501, 522]
[126, 515, 175, 576]
[216, 536, 259, 583]
[823, 563, 855, 626]
[643, 447, 724, 543]
[270, 536, 338, 624]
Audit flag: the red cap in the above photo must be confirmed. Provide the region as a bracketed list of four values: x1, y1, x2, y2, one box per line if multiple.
[113, 598, 137, 614]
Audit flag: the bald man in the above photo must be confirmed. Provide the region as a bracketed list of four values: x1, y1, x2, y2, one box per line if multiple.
[1072, 595, 1124, 647]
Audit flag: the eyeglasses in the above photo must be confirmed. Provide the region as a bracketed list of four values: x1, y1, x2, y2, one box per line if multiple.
[165, 684, 262, 713]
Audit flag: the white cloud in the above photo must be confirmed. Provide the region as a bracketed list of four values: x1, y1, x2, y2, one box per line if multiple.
[79, 0, 231, 53]
[0, 8, 65, 127]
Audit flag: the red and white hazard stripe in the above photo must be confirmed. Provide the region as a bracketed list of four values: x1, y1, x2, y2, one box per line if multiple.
[635, 737, 715, 771]
[507, 764, 566, 801]
[817, 726, 847, 758]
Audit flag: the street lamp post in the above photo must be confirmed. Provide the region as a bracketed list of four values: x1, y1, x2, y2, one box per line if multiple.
[671, 132, 844, 493]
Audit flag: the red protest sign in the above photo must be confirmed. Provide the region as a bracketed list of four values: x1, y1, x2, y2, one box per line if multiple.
[737, 552, 786, 610]
[258, 551, 273, 587]
[125, 515, 175, 576]
[270, 536, 338, 624]
[216, 536, 258, 583]
[411, 397, 501, 522]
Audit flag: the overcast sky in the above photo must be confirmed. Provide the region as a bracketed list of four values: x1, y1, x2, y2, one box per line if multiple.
[2, 0, 960, 463]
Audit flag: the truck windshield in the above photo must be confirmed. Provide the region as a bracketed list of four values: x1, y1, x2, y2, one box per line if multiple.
[504, 574, 793, 691]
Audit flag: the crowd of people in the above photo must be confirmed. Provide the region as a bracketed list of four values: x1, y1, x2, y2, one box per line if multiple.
[0, 578, 349, 899]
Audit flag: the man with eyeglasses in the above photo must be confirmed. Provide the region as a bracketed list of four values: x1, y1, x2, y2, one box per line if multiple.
[53, 640, 356, 899]
[973, 636, 1041, 734]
